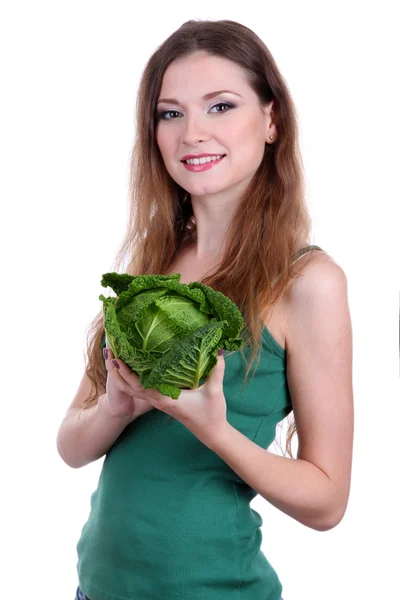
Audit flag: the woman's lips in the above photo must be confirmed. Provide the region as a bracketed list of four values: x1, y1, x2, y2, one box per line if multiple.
[182, 156, 226, 172]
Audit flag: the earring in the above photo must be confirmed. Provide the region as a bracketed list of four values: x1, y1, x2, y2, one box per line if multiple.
[269, 134, 275, 141]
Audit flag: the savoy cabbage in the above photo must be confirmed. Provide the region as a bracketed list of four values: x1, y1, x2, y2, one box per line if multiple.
[99, 273, 244, 399]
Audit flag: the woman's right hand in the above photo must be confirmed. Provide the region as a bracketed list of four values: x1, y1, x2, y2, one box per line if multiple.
[103, 341, 155, 422]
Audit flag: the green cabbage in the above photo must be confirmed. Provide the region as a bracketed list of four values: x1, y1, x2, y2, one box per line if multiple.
[99, 273, 244, 399]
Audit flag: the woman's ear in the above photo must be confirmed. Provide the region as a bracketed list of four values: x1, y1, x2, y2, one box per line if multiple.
[263, 99, 278, 143]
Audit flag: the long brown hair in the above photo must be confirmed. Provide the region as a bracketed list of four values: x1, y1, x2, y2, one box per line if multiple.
[82, 19, 316, 458]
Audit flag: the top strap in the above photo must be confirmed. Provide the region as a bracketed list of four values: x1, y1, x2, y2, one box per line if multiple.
[291, 245, 324, 265]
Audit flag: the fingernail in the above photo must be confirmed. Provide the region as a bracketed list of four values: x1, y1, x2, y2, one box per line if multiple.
[103, 348, 108, 360]
[218, 348, 224, 356]
[112, 359, 120, 369]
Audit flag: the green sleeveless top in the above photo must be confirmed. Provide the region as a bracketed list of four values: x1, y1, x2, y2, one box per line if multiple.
[76, 245, 323, 600]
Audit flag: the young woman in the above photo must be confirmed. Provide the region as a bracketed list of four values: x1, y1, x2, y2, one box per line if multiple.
[57, 19, 354, 600]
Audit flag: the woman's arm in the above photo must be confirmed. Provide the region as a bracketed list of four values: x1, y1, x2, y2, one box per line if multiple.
[56, 392, 135, 469]
[209, 255, 354, 532]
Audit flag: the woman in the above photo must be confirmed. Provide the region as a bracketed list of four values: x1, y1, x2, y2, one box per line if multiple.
[57, 19, 354, 600]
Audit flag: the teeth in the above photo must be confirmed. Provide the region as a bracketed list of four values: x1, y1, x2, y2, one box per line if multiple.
[184, 155, 224, 165]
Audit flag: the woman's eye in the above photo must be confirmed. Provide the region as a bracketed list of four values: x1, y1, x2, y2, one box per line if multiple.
[158, 110, 181, 120]
[210, 102, 234, 114]
[157, 102, 234, 121]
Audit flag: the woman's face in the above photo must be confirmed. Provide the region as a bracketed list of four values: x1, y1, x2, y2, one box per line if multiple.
[155, 51, 275, 200]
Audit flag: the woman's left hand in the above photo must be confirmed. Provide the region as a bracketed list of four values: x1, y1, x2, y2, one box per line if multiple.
[110, 351, 228, 449]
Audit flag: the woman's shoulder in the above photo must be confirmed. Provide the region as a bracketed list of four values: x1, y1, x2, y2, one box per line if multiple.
[276, 247, 347, 346]
[290, 247, 346, 293]
[283, 247, 348, 334]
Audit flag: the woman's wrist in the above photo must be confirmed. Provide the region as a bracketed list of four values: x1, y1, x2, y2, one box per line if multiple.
[98, 393, 136, 425]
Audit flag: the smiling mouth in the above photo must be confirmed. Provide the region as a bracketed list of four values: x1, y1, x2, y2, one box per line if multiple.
[181, 155, 226, 172]
[181, 154, 226, 165]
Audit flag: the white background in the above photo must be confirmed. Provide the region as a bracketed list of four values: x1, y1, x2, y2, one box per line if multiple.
[1, 1, 399, 599]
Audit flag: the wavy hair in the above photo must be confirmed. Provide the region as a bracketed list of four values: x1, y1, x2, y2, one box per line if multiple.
[81, 19, 316, 459]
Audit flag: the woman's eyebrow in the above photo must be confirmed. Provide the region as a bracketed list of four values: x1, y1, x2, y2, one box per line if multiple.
[157, 90, 242, 105]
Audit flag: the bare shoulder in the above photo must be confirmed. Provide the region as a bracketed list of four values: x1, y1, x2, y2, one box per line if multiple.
[285, 250, 348, 315]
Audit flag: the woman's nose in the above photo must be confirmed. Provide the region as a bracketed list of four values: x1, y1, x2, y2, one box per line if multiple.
[181, 116, 209, 145]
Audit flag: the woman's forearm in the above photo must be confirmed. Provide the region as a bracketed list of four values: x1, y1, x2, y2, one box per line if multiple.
[208, 422, 341, 531]
[56, 394, 134, 469]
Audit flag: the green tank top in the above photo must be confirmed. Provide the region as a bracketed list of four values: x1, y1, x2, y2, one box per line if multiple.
[76, 245, 323, 600]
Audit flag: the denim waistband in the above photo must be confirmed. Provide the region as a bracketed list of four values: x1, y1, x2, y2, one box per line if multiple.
[75, 586, 90, 600]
